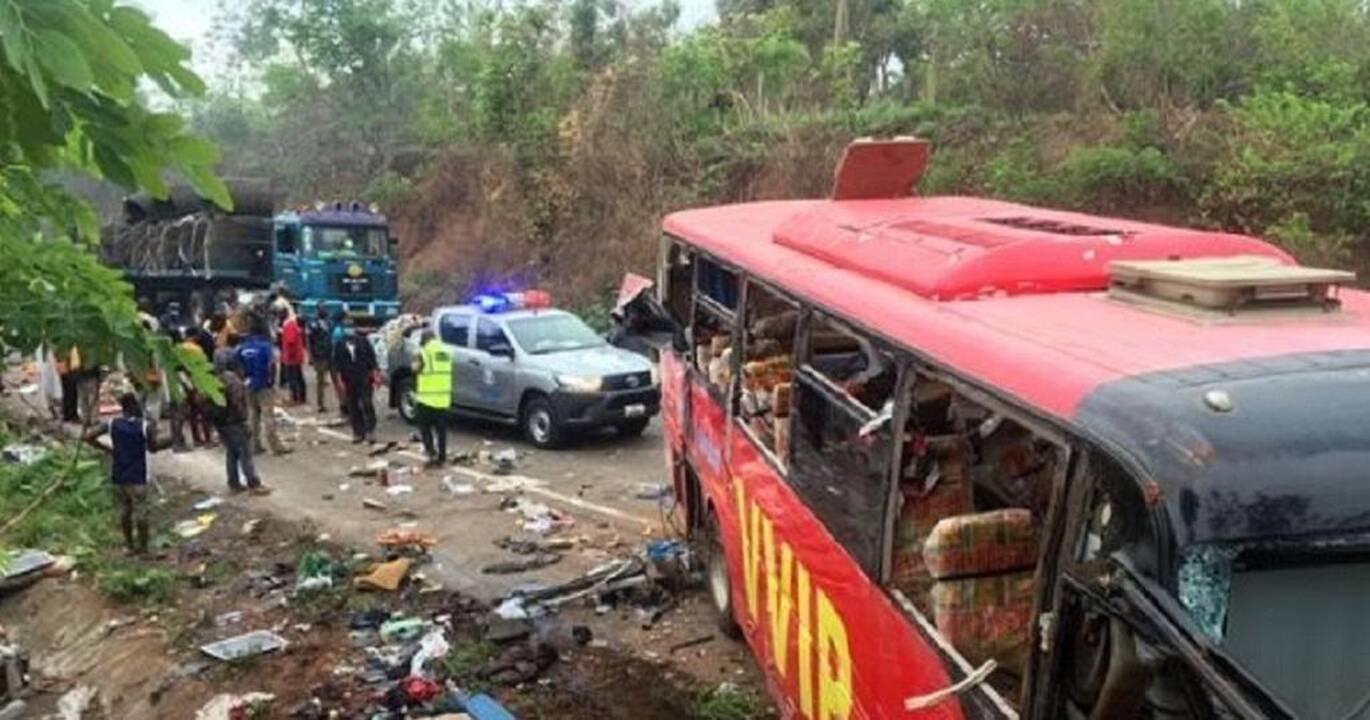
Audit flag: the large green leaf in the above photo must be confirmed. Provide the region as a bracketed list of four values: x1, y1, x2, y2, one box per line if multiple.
[32, 28, 94, 89]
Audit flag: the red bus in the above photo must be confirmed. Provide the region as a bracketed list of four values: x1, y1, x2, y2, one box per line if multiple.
[653, 139, 1370, 719]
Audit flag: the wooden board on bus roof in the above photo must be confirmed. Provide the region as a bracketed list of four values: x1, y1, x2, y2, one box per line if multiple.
[1108, 255, 1355, 288]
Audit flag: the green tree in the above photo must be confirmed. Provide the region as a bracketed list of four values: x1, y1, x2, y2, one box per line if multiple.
[0, 0, 223, 395]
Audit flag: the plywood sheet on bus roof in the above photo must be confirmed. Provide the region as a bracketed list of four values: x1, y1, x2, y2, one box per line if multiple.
[1109, 255, 1355, 288]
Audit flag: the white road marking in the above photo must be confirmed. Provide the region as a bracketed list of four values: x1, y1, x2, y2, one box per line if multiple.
[307, 422, 655, 527]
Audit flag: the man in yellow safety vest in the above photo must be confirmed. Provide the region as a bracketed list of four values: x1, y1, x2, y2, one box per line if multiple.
[413, 329, 453, 467]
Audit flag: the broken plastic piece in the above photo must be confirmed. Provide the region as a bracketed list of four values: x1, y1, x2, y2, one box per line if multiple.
[199, 630, 288, 661]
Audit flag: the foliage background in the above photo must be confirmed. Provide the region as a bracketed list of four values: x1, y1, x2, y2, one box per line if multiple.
[192, 0, 1370, 312]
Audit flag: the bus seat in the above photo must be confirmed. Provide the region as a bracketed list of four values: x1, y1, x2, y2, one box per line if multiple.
[923, 509, 1038, 675]
[890, 435, 974, 605]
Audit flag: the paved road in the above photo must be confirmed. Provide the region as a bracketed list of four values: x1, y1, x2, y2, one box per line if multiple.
[149, 385, 673, 602]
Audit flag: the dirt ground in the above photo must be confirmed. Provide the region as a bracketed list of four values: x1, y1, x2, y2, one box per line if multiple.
[0, 376, 774, 719]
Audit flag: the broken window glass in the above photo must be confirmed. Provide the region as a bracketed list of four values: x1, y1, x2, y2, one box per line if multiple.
[1177, 544, 1237, 643]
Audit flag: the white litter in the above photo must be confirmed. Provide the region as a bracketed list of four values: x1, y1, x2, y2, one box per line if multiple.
[385, 484, 414, 496]
[55, 684, 96, 720]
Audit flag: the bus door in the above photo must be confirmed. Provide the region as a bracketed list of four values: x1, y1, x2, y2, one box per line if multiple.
[658, 238, 695, 450]
[680, 253, 739, 494]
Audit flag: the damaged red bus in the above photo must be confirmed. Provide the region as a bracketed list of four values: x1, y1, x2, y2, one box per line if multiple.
[654, 138, 1370, 719]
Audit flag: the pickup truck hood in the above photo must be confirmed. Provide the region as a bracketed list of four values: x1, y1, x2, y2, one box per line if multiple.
[524, 345, 652, 378]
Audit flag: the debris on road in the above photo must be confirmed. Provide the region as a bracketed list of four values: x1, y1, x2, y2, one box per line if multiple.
[173, 514, 216, 538]
[490, 448, 519, 475]
[368, 440, 400, 457]
[385, 484, 414, 496]
[195, 691, 275, 720]
[0, 549, 55, 591]
[55, 684, 97, 720]
[348, 460, 390, 478]
[199, 630, 288, 661]
[362, 498, 388, 511]
[379, 616, 427, 644]
[1, 444, 45, 465]
[192, 496, 224, 511]
[441, 477, 476, 495]
[481, 553, 561, 575]
[377, 529, 438, 550]
[354, 557, 414, 592]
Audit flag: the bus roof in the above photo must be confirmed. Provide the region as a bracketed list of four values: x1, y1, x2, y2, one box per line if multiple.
[662, 197, 1370, 420]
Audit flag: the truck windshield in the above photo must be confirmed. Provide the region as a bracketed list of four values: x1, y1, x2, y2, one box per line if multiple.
[303, 225, 388, 259]
[506, 314, 604, 355]
[1178, 544, 1370, 719]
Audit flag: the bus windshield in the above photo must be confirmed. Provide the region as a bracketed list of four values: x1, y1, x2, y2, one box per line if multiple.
[303, 225, 388, 259]
[506, 314, 604, 354]
[1179, 543, 1370, 719]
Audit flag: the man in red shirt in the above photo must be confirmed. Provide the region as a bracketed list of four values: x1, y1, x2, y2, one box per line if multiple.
[280, 312, 307, 405]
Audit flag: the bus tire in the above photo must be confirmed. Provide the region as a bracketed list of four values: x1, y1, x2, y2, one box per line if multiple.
[702, 508, 743, 639]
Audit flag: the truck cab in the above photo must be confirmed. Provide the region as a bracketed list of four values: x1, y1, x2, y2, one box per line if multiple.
[272, 202, 401, 324]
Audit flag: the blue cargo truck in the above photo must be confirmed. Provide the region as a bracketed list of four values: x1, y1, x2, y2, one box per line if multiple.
[272, 203, 401, 324]
[101, 186, 400, 324]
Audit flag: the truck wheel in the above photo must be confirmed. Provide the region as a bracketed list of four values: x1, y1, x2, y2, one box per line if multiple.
[701, 509, 743, 639]
[397, 379, 418, 424]
[522, 396, 564, 449]
[616, 417, 650, 437]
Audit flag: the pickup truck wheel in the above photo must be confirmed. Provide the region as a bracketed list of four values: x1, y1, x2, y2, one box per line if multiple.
[701, 509, 743, 639]
[397, 379, 418, 424]
[616, 417, 650, 437]
[522, 396, 564, 449]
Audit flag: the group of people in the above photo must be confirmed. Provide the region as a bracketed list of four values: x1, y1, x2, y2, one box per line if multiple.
[67, 288, 395, 554]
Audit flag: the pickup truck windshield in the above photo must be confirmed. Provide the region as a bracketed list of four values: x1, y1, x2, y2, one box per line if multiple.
[1179, 545, 1370, 719]
[304, 225, 388, 259]
[507, 314, 604, 355]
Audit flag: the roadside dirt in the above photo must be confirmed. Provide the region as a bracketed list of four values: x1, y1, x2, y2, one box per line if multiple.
[0, 471, 770, 719]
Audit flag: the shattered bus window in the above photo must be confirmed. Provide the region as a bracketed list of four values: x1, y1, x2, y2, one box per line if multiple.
[738, 281, 798, 463]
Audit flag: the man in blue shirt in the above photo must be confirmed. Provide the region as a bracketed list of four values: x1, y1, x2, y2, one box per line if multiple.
[236, 319, 292, 455]
[84, 392, 169, 555]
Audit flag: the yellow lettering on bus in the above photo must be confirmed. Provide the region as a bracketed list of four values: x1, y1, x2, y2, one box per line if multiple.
[798, 563, 814, 719]
[764, 521, 794, 678]
[817, 590, 854, 720]
[735, 482, 761, 622]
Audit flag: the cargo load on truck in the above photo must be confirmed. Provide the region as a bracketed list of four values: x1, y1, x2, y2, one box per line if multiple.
[98, 178, 277, 290]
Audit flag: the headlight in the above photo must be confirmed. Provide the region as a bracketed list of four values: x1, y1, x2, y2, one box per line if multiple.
[650, 365, 661, 385]
[556, 374, 602, 393]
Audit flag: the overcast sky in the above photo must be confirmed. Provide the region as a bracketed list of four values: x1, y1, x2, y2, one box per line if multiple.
[134, 0, 717, 78]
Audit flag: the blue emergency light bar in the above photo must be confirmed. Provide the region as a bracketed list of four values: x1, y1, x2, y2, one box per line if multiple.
[472, 290, 552, 313]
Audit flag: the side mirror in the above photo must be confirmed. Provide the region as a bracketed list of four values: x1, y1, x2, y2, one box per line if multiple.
[488, 343, 514, 358]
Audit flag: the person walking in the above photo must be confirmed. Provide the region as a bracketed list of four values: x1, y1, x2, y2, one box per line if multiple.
[83, 392, 169, 555]
[332, 316, 379, 443]
[236, 321, 291, 455]
[413, 329, 453, 467]
[280, 311, 307, 405]
[209, 356, 270, 495]
[306, 305, 334, 413]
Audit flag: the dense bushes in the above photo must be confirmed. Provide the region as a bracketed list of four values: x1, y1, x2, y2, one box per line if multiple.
[195, 0, 1370, 310]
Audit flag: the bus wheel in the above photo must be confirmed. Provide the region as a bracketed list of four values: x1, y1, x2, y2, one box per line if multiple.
[702, 509, 742, 639]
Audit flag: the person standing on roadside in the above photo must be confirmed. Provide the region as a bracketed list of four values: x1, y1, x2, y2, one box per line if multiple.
[280, 310, 307, 405]
[236, 320, 292, 455]
[209, 357, 270, 495]
[413, 330, 452, 467]
[332, 316, 379, 444]
[175, 328, 214, 447]
[84, 392, 169, 554]
[330, 308, 350, 417]
[306, 305, 334, 413]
